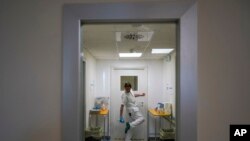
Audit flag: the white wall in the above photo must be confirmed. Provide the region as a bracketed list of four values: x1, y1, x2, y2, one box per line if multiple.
[0, 1, 68, 141]
[83, 50, 96, 128]
[1, 1, 167, 141]
[96, 59, 164, 108]
[198, 0, 250, 140]
[162, 52, 176, 117]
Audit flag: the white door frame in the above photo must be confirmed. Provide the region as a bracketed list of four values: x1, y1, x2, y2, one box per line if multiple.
[62, 2, 197, 141]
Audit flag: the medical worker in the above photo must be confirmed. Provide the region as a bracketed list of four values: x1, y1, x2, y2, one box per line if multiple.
[119, 82, 145, 141]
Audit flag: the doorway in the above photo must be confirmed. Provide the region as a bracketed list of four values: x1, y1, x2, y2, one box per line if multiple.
[81, 22, 177, 141]
[62, 2, 197, 141]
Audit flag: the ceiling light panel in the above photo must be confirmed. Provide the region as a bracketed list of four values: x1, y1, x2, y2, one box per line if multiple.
[119, 53, 142, 57]
[152, 48, 174, 54]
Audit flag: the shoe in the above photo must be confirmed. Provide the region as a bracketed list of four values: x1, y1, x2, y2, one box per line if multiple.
[125, 122, 130, 134]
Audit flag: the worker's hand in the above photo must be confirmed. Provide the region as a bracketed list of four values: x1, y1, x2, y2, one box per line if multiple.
[141, 93, 146, 96]
[119, 117, 125, 123]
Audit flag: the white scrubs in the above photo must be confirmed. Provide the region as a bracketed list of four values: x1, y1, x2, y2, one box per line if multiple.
[121, 91, 145, 141]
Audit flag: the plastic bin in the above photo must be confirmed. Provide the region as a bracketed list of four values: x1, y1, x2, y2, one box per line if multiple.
[159, 128, 175, 140]
[85, 127, 103, 140]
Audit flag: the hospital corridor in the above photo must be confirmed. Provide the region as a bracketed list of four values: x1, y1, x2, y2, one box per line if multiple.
[81, 23, 176, 141]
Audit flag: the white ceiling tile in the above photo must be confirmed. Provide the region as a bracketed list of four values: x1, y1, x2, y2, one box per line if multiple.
[82, 23, 176, 59]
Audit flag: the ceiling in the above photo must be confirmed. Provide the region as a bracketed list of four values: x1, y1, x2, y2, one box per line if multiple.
[81, 23, 176, 60]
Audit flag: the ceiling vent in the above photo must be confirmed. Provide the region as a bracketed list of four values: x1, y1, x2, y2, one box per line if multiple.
[124, 33, 144, 40]
[116, 31, 154, 42]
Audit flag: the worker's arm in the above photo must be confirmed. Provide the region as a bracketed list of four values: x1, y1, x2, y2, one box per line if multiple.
[120, 104, 124, 117]
[134, 93, 146, 97]
[119, 104, 125, 123]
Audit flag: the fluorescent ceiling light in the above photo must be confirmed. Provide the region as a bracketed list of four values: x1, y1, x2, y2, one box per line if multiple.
[152, 48, 174, 54]
[119, 53, 142, 57]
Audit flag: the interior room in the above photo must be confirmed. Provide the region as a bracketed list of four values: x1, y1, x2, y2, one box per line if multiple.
[81, 23, 177, 141]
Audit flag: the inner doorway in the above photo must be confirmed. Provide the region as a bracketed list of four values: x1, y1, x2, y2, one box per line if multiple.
[111, 68, 148, 140]
[81, 23, 177, 141]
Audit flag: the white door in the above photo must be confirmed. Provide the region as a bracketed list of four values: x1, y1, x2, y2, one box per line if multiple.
[111, 67, 148, 141]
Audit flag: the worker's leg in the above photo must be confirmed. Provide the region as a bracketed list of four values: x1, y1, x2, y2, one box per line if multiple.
[125, 110, 145, 140]
[129, 111, 145, 128]
[127, 107, 145, 128]
[125, 128, 133, 141]
[125, 113, 133, 141]
[125, 107, 145, 140]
